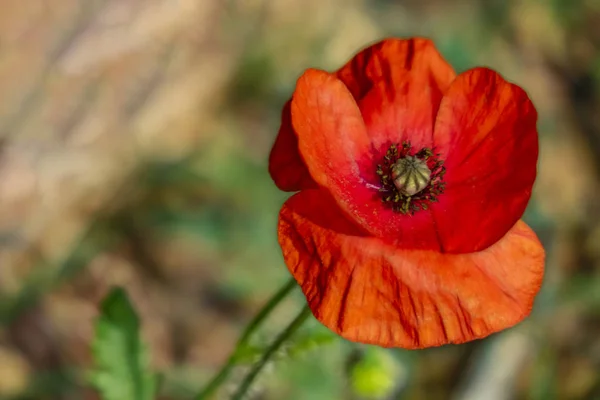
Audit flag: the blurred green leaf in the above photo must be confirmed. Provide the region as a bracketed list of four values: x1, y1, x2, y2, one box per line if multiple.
[89, 287, 157, 400]
[350, 347, 402, 399]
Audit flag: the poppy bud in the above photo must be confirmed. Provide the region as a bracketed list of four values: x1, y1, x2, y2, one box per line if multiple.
[390, 156, 431, 196]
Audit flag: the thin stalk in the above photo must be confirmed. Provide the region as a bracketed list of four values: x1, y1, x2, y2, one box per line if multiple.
[231, 304, 312, 400]
[195, 277, 297, 399]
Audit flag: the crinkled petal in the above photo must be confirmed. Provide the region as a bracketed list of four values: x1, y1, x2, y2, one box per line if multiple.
[291, 68, 442, 250]
[279, 190, 545, 349]
[432, 68, 539, 253]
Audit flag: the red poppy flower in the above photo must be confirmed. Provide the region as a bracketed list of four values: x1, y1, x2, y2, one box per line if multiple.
[270, 38, 545, 348]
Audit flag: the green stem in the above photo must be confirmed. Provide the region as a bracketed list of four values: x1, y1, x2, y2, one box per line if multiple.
[231, 304, 312, 400]
[195, 277, 297, 400]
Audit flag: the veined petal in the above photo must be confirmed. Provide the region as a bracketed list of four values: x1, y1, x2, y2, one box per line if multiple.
[268, 37, 456, 195]
[291, 68, 442, 250]
[432, 68, 539, 253]
[279, 190, 545, 349]
[337, 38, 456, 150]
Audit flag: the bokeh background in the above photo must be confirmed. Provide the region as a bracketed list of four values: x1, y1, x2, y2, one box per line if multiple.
[0, 0, 599, 399]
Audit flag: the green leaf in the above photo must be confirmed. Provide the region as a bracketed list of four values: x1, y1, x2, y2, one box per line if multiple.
[89, 287, 157, 400]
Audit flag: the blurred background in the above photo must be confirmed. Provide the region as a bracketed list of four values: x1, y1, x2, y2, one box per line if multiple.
[0, 0, 599, 399]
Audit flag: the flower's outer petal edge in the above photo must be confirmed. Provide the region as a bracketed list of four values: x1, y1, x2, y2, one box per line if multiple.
[337, 37, 456, 151]
[269, 37, 456, 196]
[279, 190, 545, 349]
[268, 101, 318, 192]
[432, 67, 539, 253]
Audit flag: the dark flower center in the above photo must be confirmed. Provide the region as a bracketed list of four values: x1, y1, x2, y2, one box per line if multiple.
[376, 141, 446, 215]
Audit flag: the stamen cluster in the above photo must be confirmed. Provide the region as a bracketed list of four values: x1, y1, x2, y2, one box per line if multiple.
[376, 141, 446, 215]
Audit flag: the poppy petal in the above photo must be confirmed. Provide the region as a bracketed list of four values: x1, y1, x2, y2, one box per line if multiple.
[269, 38, 455, 193]
[279, 190, 545, 349]
[291, 69, 445, 250]
[268, 101, 318, 191]
[290, 68, 371, 187]
[432, 68, 539, 253]
[337, 38, 456, 150]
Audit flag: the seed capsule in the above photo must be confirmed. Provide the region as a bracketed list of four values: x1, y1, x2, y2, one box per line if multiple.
[390, 156, 431, 196]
